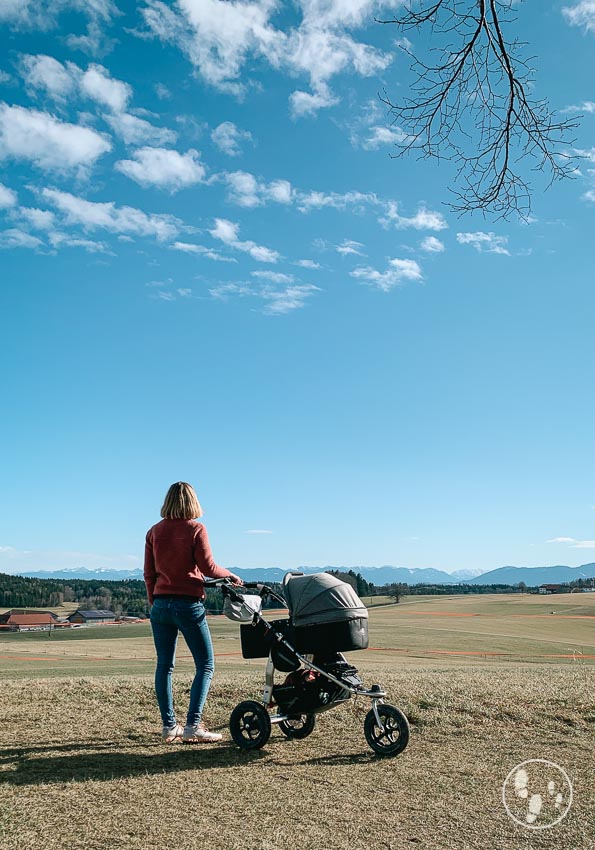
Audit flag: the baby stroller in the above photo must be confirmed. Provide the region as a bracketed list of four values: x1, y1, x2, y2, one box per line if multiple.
[209, 572, 409, 757]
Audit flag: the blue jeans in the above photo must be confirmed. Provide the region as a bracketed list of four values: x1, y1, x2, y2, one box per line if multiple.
[149, 597, 215, 728]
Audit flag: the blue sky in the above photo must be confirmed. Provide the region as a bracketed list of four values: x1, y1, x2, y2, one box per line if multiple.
[0, 0, 594, 576]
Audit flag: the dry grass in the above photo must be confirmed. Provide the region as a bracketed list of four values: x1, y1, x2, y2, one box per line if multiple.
[1, 666, 593, 850]
[1, 595, 593, 848]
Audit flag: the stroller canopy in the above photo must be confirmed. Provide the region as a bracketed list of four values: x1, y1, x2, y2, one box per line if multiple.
[283, 572, 368, 628]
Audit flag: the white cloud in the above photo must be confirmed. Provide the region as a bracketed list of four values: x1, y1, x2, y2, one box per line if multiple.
[547, 536, 595, 549]
[216, 268, 322, 314]
[40, 188, 182, 241]
[297, 189, 378, 213]
[209, 217, 280, 262]
[170, 241, 235, 261]
[296, 258, 321, 269]
[0, 227, 43, 249]
[155, 83, 171, 99]
[210, 278, 320, 314]
[350, 257, 423, 292]
[48, 231, 109, 252]
[420, 236, 445, 253]
[456, 231, 510, 255]
[251, 270, 295, 283]
[289, 84, 338, 118]
[16, 207, 55, 229]
[21, 55, 176, 146]
[562, 2, 595, 31]
[563, 100, 595, 114]
[210, 281, 253, 301]
[0, 0, 118, 55]
[336, 239, 365, 256]
[380, 201, 448, 231]
[21, 54, 78, 100]
[80, 63, 131, 111]
[211, 121, 253, 156]
[223, 170, 261, 207]
[260, 283, 320, 314]
[286, 2, 396, 116]
[362, 125, 406, 150]
[104, 110, 177, 146]
[223, 170, 293, 207]
[140, 0, 397, 115]
[21, 56, 132, 112]
[115, 147, 206, 191]
[300, 191, 443, 231]
[574, 147, 595, 163]
[0, 103, 111, 173]
[268, 179, 293, 204]
[0, 182, 17, 208]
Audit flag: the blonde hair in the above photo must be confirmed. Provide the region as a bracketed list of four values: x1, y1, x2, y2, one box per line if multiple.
[160, 482, 203, 520]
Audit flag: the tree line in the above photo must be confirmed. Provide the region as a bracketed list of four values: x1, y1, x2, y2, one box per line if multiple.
[325, 570, 543, 602]
[0, 572, 285, 616]
[0, 573, 151, 616]
[3, 570, 589, 615]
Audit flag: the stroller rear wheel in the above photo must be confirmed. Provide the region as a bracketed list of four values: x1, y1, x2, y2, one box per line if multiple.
[230, 700, 271, 750]
[279, 714, 316, 739]
[364, 704, 409, 757]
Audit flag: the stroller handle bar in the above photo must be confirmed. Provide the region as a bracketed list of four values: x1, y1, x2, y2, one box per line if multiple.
[203, 577, 286, 606]
[203, 577, 262, 589]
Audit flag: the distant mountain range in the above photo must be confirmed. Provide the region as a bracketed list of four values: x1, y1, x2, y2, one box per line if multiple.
[15, 563, 595, 585]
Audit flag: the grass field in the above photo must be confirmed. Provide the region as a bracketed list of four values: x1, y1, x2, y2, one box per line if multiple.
[1, 594, 594, 849]
[1, 593, 593, 679]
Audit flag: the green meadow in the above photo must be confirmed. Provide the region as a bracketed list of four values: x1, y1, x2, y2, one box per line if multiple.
[1, 592, 593, 679]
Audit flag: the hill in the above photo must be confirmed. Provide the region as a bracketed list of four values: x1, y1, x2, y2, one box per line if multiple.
[15, 562, 595, 586]
[467, 563, 595, 585]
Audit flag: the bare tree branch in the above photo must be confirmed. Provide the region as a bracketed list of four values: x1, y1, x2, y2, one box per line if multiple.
[378, 0, 580, 218]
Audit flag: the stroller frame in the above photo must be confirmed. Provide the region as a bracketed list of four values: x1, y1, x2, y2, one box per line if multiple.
[209, 577, 410, 757]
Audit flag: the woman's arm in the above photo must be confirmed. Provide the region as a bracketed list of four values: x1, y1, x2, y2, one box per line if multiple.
[143, 530, 157, 605]
[194, 524, 241, 583]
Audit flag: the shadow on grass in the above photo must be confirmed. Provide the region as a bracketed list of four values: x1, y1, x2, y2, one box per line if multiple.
[0, 735, 380, 785]
[297, 752, 376, 767]
[0, 742, 268, 786]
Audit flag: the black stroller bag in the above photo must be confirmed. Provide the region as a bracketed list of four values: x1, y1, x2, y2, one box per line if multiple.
[240, 618, 300, 671]
[292, 616, 368, 653]
[240, 618, 287, 658]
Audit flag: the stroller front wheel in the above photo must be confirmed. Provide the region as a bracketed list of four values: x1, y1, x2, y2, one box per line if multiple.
[229, 700, 271, 750]
[364, 704, 409, 757]
[279, 714, 316, 740]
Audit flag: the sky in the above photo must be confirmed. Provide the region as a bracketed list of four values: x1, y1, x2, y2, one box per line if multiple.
[0, 0, 594, 576]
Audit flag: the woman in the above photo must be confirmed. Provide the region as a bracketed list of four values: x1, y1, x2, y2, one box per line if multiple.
[144, 481, 242, 743]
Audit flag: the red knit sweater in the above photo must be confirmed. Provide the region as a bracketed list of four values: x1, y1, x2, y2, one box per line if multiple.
[144, 519, 233, 604]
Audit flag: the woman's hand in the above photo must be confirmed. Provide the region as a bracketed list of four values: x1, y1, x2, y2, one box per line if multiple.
[228, 573, 243, 585]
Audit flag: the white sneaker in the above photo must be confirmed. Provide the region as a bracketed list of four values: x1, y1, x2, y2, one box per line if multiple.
[162, 723, 183, 743]
[182, 723, 223, 743]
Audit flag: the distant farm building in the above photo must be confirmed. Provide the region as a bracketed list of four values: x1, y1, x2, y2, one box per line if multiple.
[67, 609, 117, 625]
[0, 611, 56, 631]
[538, 584, 569, 594]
